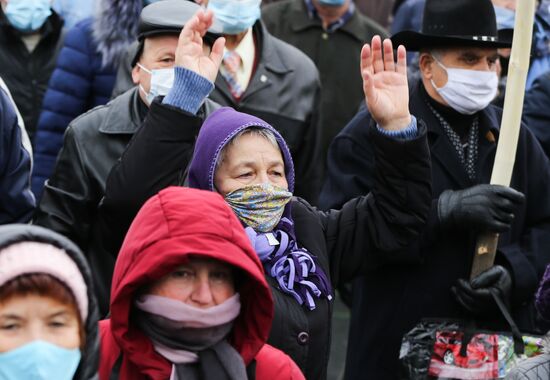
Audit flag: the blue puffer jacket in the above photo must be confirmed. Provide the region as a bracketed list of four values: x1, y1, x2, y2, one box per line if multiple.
[33, 0, 155, 199]
[32, 18, 117, 199]
[0, 86, 35, 224]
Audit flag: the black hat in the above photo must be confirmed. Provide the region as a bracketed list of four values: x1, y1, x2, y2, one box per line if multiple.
[132, 0, 223, 66]
[391, 0, 513, 51]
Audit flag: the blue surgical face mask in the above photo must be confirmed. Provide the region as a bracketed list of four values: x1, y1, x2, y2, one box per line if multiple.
[317, 0, 346, 7]
[0, 340, 81, 380]
[494, 5, 515, 30]
[5, 0, 52, 32]
[137, 63, 175, 105]
[207, 0, 261, 35]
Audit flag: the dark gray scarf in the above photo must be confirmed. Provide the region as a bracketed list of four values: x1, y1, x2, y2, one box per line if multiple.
[134, 295, 247, 380]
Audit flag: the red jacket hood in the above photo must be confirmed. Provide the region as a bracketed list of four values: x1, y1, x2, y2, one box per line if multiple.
[107, 187, 273, 378]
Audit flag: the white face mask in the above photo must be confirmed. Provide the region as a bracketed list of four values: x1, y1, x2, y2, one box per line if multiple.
[430, 58, 498, 115]
[137, 63, 175, 105]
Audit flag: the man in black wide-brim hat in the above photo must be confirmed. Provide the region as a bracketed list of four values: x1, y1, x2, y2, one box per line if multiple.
[320, 0, 550, 378]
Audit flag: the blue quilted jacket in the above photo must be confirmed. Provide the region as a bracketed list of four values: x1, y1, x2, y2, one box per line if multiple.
[32, 18, 117, 199]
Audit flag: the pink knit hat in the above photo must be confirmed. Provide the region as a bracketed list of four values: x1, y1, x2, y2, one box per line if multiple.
[0, 242, 88, 320]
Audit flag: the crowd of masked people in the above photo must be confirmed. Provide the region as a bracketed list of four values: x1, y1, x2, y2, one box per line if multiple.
[3, 0, 550, 379]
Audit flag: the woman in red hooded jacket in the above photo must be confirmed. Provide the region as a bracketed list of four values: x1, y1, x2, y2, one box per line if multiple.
[98, 186, 303, 379]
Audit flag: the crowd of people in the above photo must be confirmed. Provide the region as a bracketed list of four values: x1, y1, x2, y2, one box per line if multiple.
[2, 0, 550, 379]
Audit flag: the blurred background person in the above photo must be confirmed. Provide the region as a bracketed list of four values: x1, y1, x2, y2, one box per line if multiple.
[261, 0, 395, 27]
[0, 224, 99, 379]
[390, 0, 424, 69]
[354, 0, 394, 28]
[0, 0, 64, 142]
[262, 0, 388, 180]
[51, 0, 97, 29]
[32, 0, 163, 200]
[391, 0, 424, 35]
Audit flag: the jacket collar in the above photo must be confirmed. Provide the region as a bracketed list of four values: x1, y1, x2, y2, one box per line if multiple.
[289, 0, 364, 42]
[410, 78, 500, 187]
[215, 21, 292, 102]
[98, 87, 146, 134]
[255, 21, 293, 75]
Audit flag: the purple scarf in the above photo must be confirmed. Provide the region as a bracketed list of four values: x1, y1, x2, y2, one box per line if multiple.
[245, 218, 332, 310]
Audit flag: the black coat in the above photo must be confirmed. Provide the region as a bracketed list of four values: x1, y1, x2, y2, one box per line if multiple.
[320, 80, 550, 380]
[262, 0, 388, 162]
[523, 71, 550, 159]
[0, 224, 99, 380]
[0, 10, 64, 140]
[98, 101, 432, 380]
[34, 88, 218, 315]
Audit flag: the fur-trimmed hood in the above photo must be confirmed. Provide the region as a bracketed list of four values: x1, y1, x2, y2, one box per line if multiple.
[93, 0, 143, 68]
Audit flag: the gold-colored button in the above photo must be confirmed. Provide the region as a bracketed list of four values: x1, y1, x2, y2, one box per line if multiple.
[322, 33, 328, 40]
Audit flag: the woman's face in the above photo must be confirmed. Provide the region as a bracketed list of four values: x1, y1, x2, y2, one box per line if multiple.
[0, 295, 81, 353]
[214, 133, 288, 196]
[148, 258, 236, 308]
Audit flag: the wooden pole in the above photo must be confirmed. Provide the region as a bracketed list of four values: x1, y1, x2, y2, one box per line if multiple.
[471, 0, 536, 279]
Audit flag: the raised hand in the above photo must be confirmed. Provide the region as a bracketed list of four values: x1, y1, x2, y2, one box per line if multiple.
[175, 9, 225, 82]
[362, 36, 412, 131]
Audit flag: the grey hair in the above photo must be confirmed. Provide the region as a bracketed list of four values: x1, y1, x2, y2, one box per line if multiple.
[420, 48, 443, 60]
[216, 127, 281, 169]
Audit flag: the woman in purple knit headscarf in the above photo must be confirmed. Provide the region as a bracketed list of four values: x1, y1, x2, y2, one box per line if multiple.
[101, 9, 432, 380]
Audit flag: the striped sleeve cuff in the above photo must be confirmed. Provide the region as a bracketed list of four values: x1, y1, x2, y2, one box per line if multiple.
[162, 67, 215, 114]
[376, 116, 418, 140]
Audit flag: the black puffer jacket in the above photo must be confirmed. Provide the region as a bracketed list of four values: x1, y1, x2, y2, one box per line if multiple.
[0, 9, 64, 140]
[0, 224, 99, 380]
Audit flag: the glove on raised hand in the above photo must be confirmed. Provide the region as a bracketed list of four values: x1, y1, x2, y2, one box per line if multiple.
[438, 184, 525, 232]
[452, 265, 512, 315]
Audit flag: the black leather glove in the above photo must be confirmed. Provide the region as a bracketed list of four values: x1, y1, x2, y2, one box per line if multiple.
[438, 184, 525, 232]
[452, 265, 512, 315]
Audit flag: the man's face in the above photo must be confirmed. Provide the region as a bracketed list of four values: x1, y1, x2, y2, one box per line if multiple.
[420, 47, 499, 106]
[131, 34, 179, 104]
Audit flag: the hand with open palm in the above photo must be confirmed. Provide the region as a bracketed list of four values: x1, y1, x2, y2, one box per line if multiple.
[362, 36, 412, 131]
[175, 9, 225, 83]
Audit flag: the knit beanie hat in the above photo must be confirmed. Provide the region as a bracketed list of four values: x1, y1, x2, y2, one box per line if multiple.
[0, 242, 88, 320]
[535, 264, 550, 321]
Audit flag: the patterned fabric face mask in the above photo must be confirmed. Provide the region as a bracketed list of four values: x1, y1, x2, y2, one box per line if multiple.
[224, 183, 292, 232]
